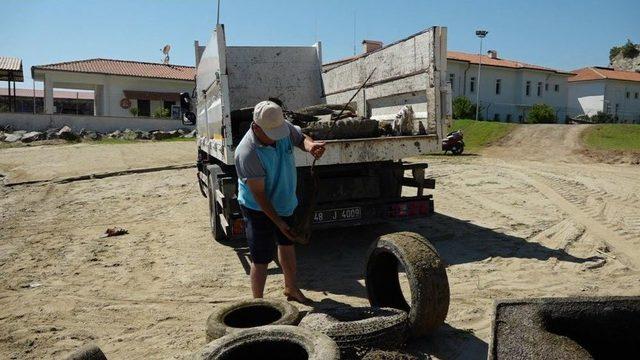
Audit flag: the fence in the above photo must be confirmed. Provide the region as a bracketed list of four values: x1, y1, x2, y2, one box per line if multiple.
[0, 113, 194, 133]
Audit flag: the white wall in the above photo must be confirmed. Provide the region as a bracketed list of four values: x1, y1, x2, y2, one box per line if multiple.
[36, 70, 194, 117]
[604, 80, 640, 123]
[447, 60, 571, 122]
[567, 81, 605, 117]
[0, 112, 194, 133]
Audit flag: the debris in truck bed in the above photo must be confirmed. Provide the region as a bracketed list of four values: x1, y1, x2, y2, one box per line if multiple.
[301, 117, 380, 140]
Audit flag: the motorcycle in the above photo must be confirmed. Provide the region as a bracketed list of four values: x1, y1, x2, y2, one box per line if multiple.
[442, 130, 464, 155]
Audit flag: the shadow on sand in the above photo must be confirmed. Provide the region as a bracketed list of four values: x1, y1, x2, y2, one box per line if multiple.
[226, 212, 598, 358]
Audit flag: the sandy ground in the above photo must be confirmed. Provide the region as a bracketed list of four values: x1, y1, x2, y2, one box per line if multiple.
[1, 125, 639, 359]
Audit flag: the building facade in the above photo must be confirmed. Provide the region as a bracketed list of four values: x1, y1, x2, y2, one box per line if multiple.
[31, 59, 195, 117]
[447, 51, 573, 123]
[0, 88, 93, 114]
[568, 67, 640, 123]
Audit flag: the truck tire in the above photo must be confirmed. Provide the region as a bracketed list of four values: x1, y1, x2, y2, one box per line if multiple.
[206, 298, 300, 342]
[195, 325, 339, 360]
[65, 344, 108, 360]
[299, 307, 408, 359]
[365, 232, 450, 338]
[206, 165, 225, 242]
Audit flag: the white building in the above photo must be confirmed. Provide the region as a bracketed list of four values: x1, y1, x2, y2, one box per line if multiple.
[31, 59, 195, 117]
[447, 50, 574, 122]
[567, 67, 640, 123]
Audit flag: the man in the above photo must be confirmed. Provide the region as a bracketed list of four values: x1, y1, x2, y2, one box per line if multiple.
[234, 100, 326, 303]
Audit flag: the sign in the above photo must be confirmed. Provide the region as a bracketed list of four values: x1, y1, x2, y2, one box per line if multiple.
[120, 98, 131, 109]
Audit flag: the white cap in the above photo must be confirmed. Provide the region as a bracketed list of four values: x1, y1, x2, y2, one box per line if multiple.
[253, 101, 290, 141]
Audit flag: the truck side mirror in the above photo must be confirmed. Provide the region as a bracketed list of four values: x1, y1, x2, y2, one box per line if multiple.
[180, 92, 192, 111]
[182, 111, 196, 126]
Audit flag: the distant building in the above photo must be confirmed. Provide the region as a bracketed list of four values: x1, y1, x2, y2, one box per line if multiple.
[0, 88, 93, 114]
[31, 59, 195, 117]
[447, 51, 574, 123]
[567, 67, 640, 123]
[323, 43, 574, 123]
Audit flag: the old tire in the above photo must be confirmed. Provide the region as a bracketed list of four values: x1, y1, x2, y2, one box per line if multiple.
[366, 232, 450, 338]
[194, 325, 339, 360]
[206, 298, 300, 342]
[65, 344, 107, 360]
[299, 307, 408, 359]
[206, 165, 225, 242]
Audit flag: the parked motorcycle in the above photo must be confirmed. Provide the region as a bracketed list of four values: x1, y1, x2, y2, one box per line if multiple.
[442, 130, 464, 155]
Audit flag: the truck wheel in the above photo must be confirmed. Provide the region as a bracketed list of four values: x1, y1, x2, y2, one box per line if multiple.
[207, 165, 225, 242]
[206, 298, 300, 342]
[195, 325, 340, 360]
[299, 307, 408, 358]
[365, 232, 450, 338]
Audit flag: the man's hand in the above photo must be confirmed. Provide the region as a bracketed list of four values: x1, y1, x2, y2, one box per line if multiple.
[275, 218, 296, 242]
[303, 137, 326, 159]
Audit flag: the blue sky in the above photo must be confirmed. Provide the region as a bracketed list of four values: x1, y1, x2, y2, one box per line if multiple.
[2, 0, 638, 89]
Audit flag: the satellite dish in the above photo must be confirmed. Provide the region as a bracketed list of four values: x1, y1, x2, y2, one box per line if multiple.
[161, 44, 171, 64]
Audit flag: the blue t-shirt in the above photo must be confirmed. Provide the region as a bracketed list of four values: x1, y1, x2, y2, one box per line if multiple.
[234, 122, 304, 216]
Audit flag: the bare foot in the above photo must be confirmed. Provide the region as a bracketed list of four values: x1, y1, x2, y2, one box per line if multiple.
[283, 288, 312, 304]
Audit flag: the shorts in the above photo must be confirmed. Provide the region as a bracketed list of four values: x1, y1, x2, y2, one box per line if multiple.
[240, 205, 295, 264]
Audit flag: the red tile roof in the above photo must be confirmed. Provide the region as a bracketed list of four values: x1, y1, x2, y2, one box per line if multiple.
[32, 58, 195, 81]
[447, 51, 574, 75]
[569, 67, 640, 83]
[0, 88, 94, 99]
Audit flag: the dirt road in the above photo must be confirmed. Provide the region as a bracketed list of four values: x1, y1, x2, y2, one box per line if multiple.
[1, 125, 638, 359]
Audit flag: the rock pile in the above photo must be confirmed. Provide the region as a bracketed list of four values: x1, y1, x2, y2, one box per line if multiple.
[0, 125, 196, 144]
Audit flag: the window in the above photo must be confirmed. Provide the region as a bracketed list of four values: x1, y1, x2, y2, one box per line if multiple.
[495, 79, 502, 95]
[137, 99, 150, 117]
[519, 115, 523, 122]
[493, 113, 500, 121]
[525, 81, 531, 96]
[506, 114, 512, 122]
[537, 82, 543, 97]
[635, 92, 639, 99]
[470, 77, 476, 93]
[545, 83, 549, 91]
[554, 84, 560, 92]
[627, 92, 631, 99]
[615, 103, 620, 115]
[449, 73, 455, 91]
[163, 100, 175, 111]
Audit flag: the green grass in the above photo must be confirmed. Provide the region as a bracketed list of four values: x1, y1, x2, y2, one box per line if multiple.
[449, 119, 517, 152]
[581, 124, 640, 151]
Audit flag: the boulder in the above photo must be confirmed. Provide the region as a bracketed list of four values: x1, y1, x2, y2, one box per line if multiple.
[82, 131, 101, 141]
[4, 133, 23, 143]
[46, 128, 61, 140]
[121, 129, 138, 141]
[21, 131, 44, 143]
[183, 129, 197, 138]
[0, 131, 5, 142]
[57, 126, 77, 141]
[108, 130, 122, 138]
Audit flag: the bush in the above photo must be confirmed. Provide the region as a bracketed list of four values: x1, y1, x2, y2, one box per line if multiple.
[609, 39, 639, 61]
[452, 96, 480, 119]
[153, 107, 170, 118]
[129, 107, 139, 117]
[590, 111, 615, 124]
[526, 104, 556, 123]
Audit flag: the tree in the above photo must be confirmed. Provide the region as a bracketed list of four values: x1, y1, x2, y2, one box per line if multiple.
[526, 104, 556, 124]
[452, 96, 480, 120]
[609, 39, 639, 61]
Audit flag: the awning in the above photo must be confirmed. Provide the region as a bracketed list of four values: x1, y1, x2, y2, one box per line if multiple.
[0, 56, 23, 82]
[123, 90, 179, 102]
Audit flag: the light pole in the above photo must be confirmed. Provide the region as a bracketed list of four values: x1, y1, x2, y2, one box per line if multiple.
[475, 30, 488, 121]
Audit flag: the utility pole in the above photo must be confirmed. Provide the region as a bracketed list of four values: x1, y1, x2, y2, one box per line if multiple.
[475, 30, 488, 121]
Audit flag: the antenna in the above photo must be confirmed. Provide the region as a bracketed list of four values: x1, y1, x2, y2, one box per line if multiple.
[217, 0, 221, 25]
[353, 12, 357, 56]
[161, 44, 171, 64]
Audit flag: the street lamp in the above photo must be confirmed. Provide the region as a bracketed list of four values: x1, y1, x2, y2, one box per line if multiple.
[475, 30, 488, 121]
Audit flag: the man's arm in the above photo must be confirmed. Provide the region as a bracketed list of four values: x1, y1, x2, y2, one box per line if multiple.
[298, 134, 326, 159]
[245, 177, 295, 240]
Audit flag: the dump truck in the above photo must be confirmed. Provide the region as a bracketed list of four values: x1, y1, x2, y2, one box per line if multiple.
[188, 24, 452, 241]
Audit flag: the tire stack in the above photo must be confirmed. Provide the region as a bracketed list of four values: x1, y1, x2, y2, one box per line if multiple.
[194, 232, 449, 360]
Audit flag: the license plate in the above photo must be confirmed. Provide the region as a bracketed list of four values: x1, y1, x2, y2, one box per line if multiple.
[313, 207, 362, 224]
